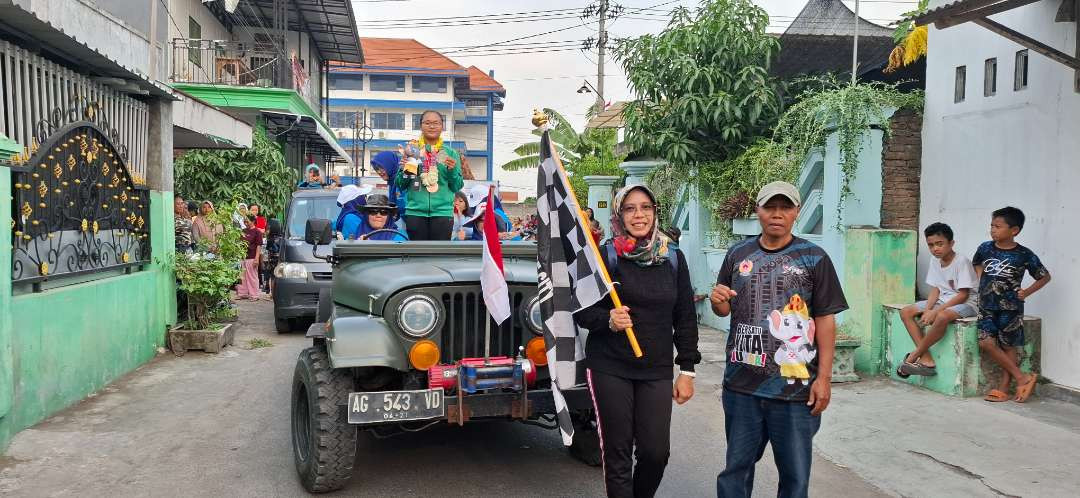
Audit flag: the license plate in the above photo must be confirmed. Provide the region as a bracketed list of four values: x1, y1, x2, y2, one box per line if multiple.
[347, 389, 445, 424]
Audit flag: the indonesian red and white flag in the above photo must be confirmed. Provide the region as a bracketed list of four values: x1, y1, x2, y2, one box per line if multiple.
[481, 186, 511, 324]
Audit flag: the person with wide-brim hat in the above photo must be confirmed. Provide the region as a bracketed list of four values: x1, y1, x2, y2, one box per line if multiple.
[341, 193, 407, 241]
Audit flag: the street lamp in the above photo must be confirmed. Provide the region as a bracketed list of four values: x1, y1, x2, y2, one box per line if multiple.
[577, 79, 605, 114]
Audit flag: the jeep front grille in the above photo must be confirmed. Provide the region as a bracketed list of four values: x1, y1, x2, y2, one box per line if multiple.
[431, 287, 531, 361]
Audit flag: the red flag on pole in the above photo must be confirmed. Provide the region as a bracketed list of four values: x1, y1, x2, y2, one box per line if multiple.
[481, 185, 511, 324]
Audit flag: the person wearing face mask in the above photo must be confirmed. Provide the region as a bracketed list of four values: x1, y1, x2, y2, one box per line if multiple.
[573, 184, 700, 498]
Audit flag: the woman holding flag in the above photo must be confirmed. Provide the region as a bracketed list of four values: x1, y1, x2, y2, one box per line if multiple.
[574, 184, 701, 498]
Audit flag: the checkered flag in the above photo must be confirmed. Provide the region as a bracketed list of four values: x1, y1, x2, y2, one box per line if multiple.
[535, 130, 610, 446]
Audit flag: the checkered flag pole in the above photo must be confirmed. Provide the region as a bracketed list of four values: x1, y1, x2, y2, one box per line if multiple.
[535, 129, 612, 446]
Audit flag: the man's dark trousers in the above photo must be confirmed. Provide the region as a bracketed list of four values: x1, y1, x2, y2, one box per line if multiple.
[716, 389, 821, 498]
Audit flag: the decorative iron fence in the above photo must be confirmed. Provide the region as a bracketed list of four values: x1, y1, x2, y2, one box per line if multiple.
[170, 39, 312, 103]
[0, 39, 149, 183]
[8, 100, 151, 289]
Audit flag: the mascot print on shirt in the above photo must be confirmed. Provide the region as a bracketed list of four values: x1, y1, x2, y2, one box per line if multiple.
[768, 294, 816, 385]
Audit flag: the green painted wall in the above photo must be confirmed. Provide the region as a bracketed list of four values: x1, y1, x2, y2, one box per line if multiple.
[0, 190, 175, 451]
[842, 229, 917, 374]
[883, 305, 1040, 397]
[1, 164, 14, 420]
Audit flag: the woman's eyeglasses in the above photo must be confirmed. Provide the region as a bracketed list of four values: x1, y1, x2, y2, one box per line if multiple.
[620, 204, 656, 216]
[367, 209, 391, 216]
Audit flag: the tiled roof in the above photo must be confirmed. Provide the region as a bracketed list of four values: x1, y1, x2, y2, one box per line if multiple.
[783, 0, 893, 37]
[466, 66, 505, 93]
[331, 38, 467, 75]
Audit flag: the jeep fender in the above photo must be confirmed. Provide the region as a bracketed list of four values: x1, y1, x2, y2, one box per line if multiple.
[326, 313, 409, 371]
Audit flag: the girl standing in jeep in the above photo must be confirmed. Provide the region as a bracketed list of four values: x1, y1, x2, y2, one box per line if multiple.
[394, 110, 464, 240]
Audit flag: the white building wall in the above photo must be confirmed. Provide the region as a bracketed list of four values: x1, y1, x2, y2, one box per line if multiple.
[328, 75, 459, 140]
[921, 0, 1080, 389]
[167, 0, 229, 43]
[455, 123, 488, 151]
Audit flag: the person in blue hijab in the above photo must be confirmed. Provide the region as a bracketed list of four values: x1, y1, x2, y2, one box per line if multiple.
[371, 151, 406, 221]
[297, 164, 325, 189]
[333, 184, 372, 234]
[341, 194, 408, 241]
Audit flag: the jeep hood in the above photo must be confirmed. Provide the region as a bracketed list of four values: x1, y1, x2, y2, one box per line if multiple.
[331, 241, 539, 314]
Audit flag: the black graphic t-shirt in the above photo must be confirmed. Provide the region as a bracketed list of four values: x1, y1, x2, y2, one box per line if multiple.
[717, 236, 848, 401]
[972, 241, 1049, 311]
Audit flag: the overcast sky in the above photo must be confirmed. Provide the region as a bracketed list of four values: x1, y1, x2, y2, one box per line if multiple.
[351, 0, 916, 191]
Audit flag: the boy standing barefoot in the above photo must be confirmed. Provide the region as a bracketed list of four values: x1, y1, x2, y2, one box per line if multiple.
[974, 207, 1051, 402]
[898, 223, 978, 377]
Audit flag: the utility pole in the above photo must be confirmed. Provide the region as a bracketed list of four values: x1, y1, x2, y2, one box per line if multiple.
[852, 0, 860, 85]
[596, 0, 608, 110]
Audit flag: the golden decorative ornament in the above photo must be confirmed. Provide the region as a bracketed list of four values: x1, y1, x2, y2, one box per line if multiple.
[47, 155, 54, 160]
[74, 179, 82, 184]
[93, 221, 99, 234]
[39, 163, 46, 169]
[30, 139, 39, 154]
[121, 207, 126, 212]
[53, 163, 62, 178]
[47, 233, 54, 239]
[14, 231, 21, 237]
[39, 262, 48, 276]
[102, 162, 109, 177]
[112, 195, 119, 200]
[96, 183, 103, 188]
[54, 147, 61, 153]
[38, 202, 46, 209]
[31, 220, 39, 226]
[61, 181, 68, 186]
[69, 201, 74, 206]
[136, 216, 145, 229]
[21, 202, 32, 218]
[31, 173, 39, 179]
[54, 189, 61, 194]
[122, 252, 130, 263]
[531, 109, 549, 128]
[23, 234, 31, 240]
[14, 183, 22, 189]
[37, 181, 47, 197]
[102, 204, 108, 209]
[81, 219, 88, 232]
[120, 191, 128, 203]
[67, 155, 76, 170]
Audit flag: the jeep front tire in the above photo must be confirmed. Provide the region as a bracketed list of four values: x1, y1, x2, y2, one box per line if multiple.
[291, 345, 357, 493]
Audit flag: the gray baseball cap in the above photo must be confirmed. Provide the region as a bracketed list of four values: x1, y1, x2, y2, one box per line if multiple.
[756, 181, 801, 207]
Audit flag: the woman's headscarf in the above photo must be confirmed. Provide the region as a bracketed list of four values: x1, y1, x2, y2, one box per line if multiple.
[371, 151, 403, 219]
[609, 184, 673, 267]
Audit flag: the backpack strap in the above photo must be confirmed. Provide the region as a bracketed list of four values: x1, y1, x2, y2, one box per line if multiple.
[603, 242, 618, 272]
[668, 247, 679, 275]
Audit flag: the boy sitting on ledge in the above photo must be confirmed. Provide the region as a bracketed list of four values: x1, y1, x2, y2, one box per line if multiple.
[898, 222, 978, 378]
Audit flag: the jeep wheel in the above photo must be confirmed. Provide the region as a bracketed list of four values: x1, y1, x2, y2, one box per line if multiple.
[291, 345, 357, 493]
[275, 318, 292, 334]
[569, 411, 602, 467]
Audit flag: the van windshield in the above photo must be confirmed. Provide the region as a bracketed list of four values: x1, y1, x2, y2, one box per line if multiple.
[286, 197, 341, 239]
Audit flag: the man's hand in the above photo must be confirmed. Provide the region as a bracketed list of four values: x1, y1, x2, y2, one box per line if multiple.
[919, 309, 939, 326]
[1018, 288, 1029, 300]
[710, 284, 737, 307]
[444, 157, 457, 169]
[608, 306, 632, 331]
[806, 377, 831, 416]
[673, 375, 694, 404]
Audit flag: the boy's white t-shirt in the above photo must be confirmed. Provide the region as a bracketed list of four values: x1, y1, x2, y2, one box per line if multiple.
[926, 254, 978, 306]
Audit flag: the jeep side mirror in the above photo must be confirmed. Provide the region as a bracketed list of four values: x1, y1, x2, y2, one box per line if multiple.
[305, 218, 332, 246]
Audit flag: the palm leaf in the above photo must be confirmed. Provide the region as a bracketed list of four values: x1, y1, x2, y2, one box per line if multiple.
[500, 155, 542, 171]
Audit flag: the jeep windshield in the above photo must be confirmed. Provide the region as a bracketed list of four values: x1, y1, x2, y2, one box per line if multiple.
[287, 196, 340, 239]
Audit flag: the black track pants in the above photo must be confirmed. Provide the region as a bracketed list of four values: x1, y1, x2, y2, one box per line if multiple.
[404, 215, 453, 241]
[587, 369, 673, 498]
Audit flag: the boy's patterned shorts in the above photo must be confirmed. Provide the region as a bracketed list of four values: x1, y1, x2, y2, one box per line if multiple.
[977, 309, 1024, 347]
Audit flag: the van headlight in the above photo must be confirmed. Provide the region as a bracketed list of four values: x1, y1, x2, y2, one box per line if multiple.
[274, 263, 308, 279]
[397, 295, 439, 337]
[523, 296, 543, 334]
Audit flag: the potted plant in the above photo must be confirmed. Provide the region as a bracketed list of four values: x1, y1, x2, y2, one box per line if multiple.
[831, 321, 862, 383]
[169, 203, 246, 355]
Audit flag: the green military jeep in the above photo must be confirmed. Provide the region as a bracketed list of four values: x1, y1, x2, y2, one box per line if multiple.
[290, 219, 599, 493]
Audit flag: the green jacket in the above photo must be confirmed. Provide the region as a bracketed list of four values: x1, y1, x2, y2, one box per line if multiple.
[395, 146, 464, 218]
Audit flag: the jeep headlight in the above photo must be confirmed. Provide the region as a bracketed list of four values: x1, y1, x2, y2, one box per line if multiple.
[397, 295, 439, 337]
[274, 262, 308, 279]
[524, 296, 543, 334]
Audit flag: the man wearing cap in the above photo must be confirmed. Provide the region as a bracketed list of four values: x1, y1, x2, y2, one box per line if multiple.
[711, 181, 849, 498]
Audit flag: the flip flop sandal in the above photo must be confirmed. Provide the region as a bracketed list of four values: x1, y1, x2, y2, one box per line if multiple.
[895, 352, 917, 378]
[1015, 373, 1038, 403]
[984, 389, 1010, 402]
[907, 362, 937, 376]
[896, 363, 911, 379]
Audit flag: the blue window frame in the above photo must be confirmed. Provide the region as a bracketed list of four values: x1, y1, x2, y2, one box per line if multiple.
[411, 76, 447, 93]
[370, 75, 405, 92]
[329, 74, 364, 91]
[372, 112, 405, 130]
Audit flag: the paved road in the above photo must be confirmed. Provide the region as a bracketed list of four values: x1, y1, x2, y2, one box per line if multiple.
[0, 299, 886, 497]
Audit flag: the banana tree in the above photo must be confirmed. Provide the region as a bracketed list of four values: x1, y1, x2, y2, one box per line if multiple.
[501, 108, 612, 171]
